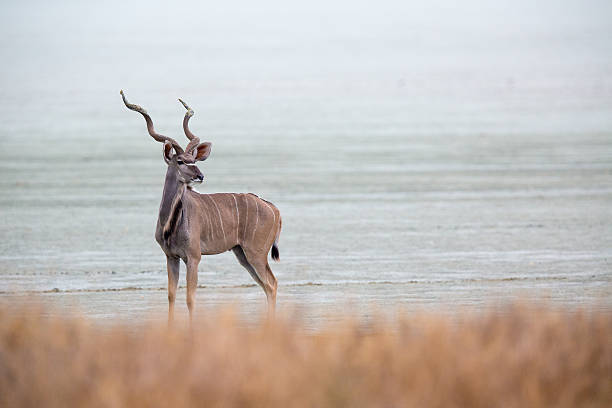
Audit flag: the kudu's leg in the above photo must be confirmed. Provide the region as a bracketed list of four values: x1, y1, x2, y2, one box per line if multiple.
[166, 256, 180, 325]
[232, 246, 265, 288]
[243, 249, 278, 316]
[185, 254, 201, 324]
[256, 261, 277, 317]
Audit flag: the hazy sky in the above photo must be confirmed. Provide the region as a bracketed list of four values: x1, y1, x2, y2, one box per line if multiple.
[1, 0, 610, 95]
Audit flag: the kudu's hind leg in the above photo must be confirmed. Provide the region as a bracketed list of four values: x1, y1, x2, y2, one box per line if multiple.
[261, 262, 278, 315]
[245, 250, 278, 316]
[166, 256, 180, 324]
[232, 246, 277, 315]
[232, 246, 264, 288]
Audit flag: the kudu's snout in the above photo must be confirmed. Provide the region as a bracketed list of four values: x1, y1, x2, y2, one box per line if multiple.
[192, 171, 204, 183]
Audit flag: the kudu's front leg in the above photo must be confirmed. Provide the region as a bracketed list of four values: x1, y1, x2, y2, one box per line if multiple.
[185, 254, 201, 324]
[166, 256, 180, 324]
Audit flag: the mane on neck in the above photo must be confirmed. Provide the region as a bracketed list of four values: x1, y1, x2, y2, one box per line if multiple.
[162, 183, 185, 241]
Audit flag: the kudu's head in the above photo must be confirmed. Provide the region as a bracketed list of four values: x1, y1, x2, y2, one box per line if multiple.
[120, 91, 212, 186]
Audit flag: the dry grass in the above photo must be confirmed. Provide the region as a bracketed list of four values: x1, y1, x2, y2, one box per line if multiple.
[0, 305, 610, 408]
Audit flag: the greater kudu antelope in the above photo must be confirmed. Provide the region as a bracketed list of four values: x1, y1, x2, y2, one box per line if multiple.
[120, 91, 281, 320]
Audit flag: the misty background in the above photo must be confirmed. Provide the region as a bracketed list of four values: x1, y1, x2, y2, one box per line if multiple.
[0, 0, 611, 319]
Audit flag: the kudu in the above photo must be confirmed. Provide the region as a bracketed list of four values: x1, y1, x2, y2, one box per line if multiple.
[120, 91, 281, 320]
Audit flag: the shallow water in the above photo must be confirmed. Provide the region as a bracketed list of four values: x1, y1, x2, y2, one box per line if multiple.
[0, 0, 611, 322]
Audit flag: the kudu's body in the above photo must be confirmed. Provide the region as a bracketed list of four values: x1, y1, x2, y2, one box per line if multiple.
[121, 91, 281, 320]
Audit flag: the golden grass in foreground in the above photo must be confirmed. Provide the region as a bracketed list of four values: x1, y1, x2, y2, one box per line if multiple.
[0, 305, 610, 407]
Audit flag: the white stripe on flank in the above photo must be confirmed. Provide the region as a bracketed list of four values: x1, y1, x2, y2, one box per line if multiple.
[251, 197, 259, 241]
[243, 194, 249, 242]
[200, 195, 212, 241]
[206, 208, 213, 241]
[208, 195, 226, 246]
[262, 201, 276, 245]
[232, 194, 239, 242]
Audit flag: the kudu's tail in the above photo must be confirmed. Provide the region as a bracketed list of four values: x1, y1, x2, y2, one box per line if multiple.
[271, 216, 282, 262]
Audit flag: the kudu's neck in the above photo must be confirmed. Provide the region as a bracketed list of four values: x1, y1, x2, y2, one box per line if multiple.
[159, 166, 185, 225]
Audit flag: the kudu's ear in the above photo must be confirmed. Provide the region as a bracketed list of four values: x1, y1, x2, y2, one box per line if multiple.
[163, 141, 175, 164]
[194, 142, 212, 162]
